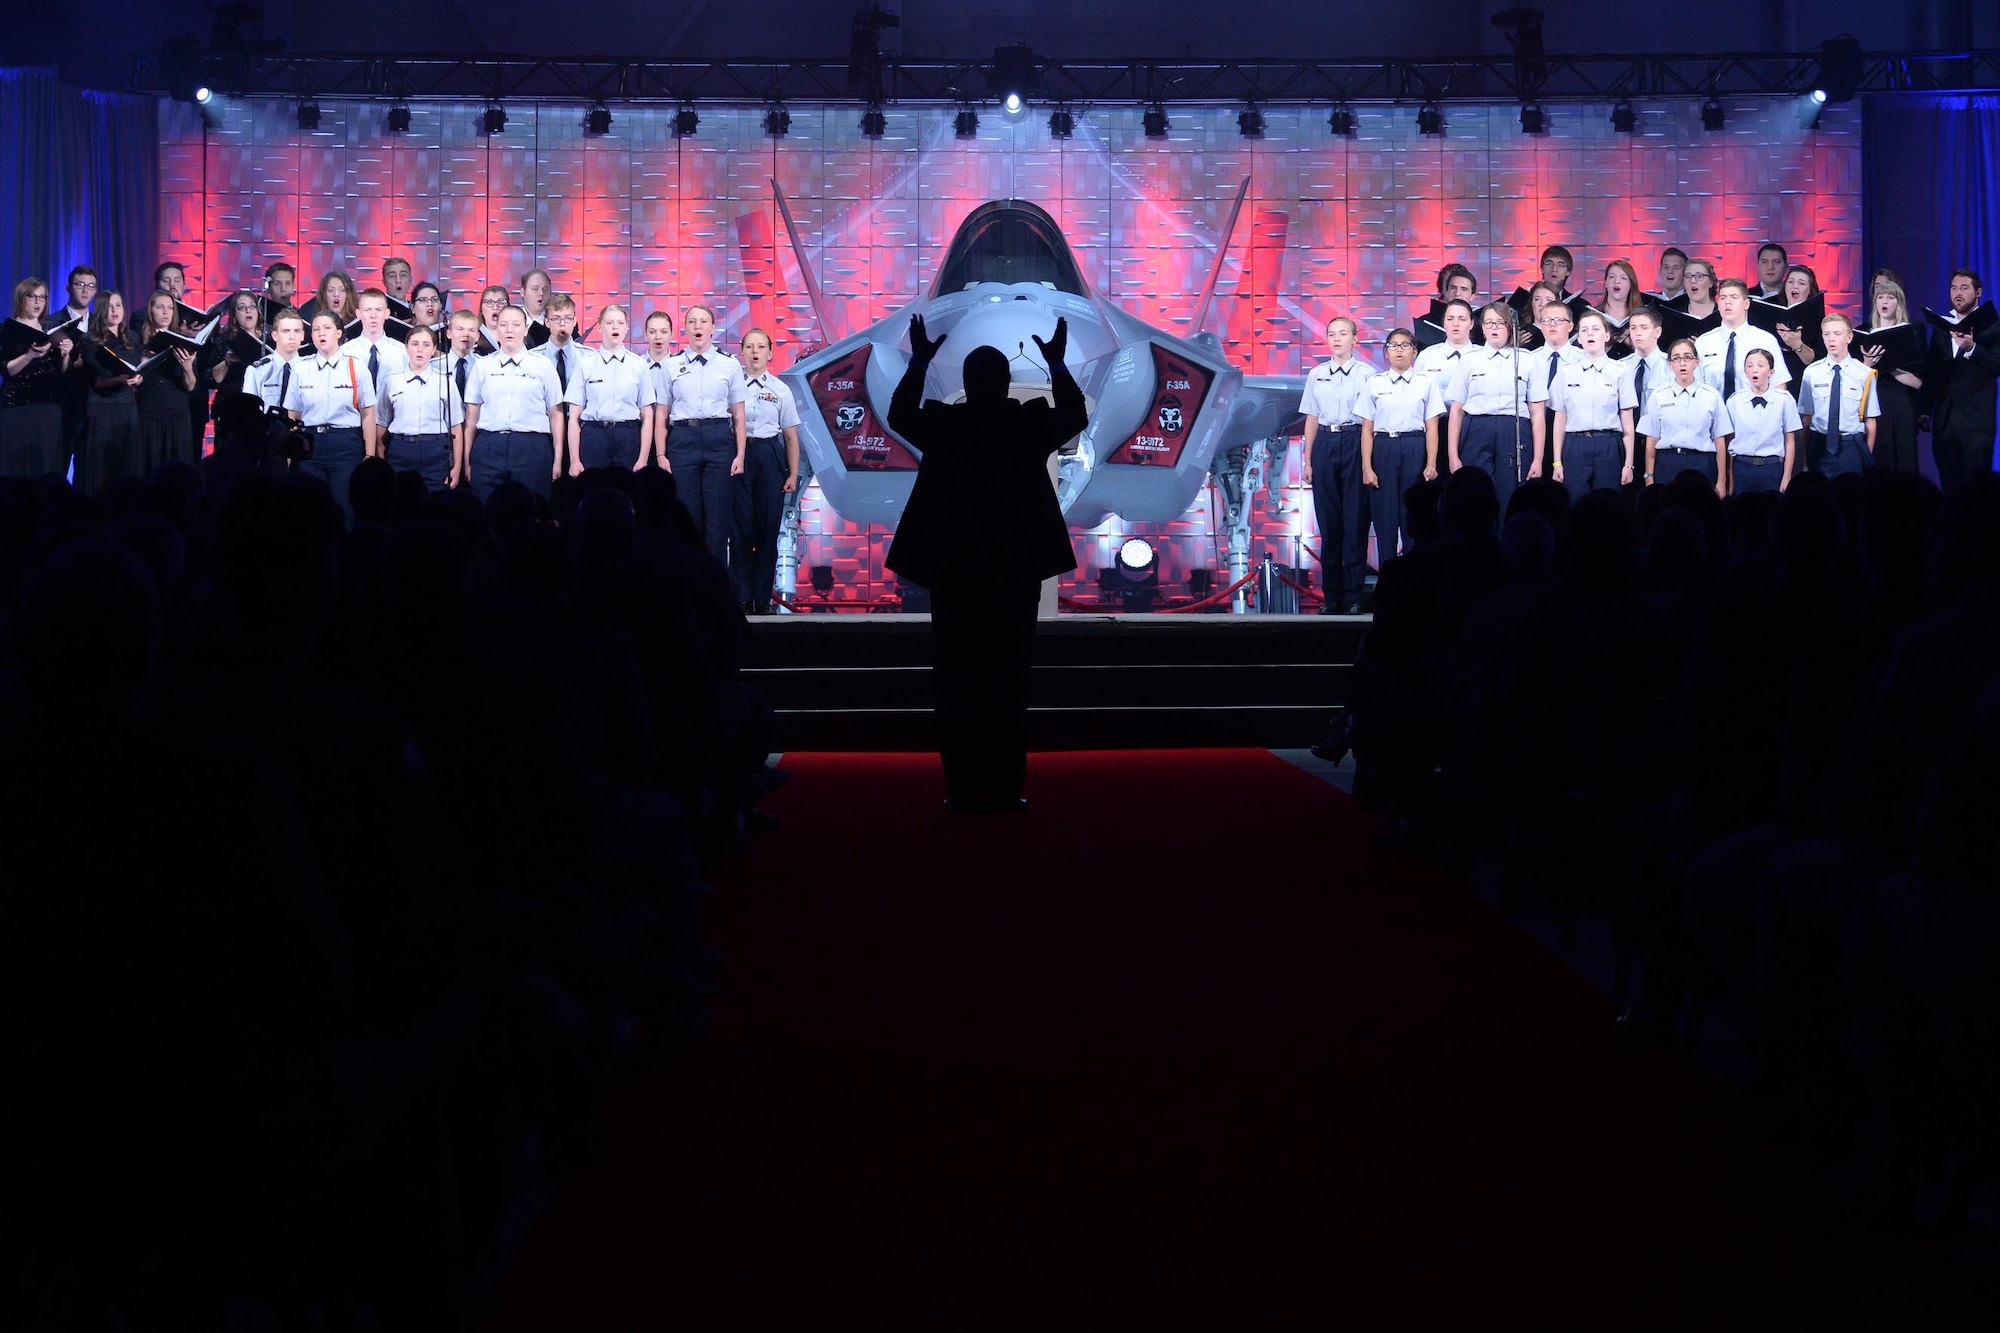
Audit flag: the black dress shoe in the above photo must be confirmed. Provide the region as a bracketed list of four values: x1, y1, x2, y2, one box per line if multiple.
[1343, 601, 1365, 615]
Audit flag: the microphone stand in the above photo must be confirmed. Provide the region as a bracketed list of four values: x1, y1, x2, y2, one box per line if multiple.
[1511, 308, 1524, 489]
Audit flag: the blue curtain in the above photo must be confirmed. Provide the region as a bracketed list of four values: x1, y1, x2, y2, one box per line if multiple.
[0, 66, 159, 300]
[1864, 94, 2000, 308]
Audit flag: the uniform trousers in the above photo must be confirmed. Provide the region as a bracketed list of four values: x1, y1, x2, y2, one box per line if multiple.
[470, 429, 554, 502]
[1309, 425, 1364, 602]
[731, 434, 789, 606]
[1808, 430, 1870, 479]
[1457, 413, 1527, 522]
[667, 418, 737, 558]
[298, 426, 366, 522]
[1731, 455, 1784, 493]
[579, 419, 644, 471]
[1653, 447, 1718, 486]
[385, 431, 453, 490]
[1560, 428, 1624, 498]
[928, 575, 1042, 806]
[1369, 430, 1426, 565]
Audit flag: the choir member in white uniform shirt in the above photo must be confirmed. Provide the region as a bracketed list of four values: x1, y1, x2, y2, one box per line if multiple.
[659, 304, 749, 558]
[1355, 328, 1446, 561]
[1696, 279, 1789, 401]
[1795, 312, 1880, 479]
[530, 294, 588, 477]
[1446, 302, 1535, 511]
[376, 324, 461, 490]
[465, 305, 565, 502]
[248, 308, 307, 415]
[574, 304, 654, 471]
[1524, 304, 1584, 479]
[639, 310, 677, 456]
[1548, 311, 1638, 497]
[731, 327, 804, 612]
[439, 311, 487, 453]
[1413, 299, 1477, 390]
[1298, 315, 1379, 612]
[1723, 348, 1801, 494]
[339, 289, 410, 399]
[279, 310, 377, 522]
[1640, 337, 1732, 491]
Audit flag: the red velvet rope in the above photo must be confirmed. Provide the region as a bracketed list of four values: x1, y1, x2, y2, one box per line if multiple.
[1275, 570, 1324, 603]
[1158, 570, 1260, 614]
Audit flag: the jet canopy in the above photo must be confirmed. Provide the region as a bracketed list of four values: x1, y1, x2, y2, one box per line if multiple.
[931, 200, 1088, 297]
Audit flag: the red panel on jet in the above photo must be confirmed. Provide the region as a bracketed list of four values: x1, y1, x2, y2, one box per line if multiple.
[1103, 346, 1213, 467]
[807, 345, 917, 472]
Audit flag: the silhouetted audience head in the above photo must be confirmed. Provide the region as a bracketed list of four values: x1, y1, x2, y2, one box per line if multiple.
[1934, 471, 2000, 593]
[1725, 491, 1779, 563]
[962, 345, 1011, 405]
[1440, 466, 1499, 540]
[1404, 479, 1445, 547]
[11, 534, 158, 713]
[1501, 511, 1556, 578]
[1647, 505, 1707, 592]
[1771, 481, 1844, 581]
[349, 456, 398, 528]
[1507, 478, 1571, 539]
[487, 480, 539, 544]
[1560, 491, 1634, 589]
[576, 488, 637, 566]
[212, 473, 343, 631]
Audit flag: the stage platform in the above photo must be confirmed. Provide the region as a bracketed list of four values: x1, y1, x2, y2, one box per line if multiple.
[745, 612, 1368, 751]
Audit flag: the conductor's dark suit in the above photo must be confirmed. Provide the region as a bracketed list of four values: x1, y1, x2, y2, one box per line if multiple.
[1924, 319, 2000, 495]
[886, 324, 1087, 808]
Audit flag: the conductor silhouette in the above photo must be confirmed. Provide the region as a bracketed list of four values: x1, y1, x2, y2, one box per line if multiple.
[886, 314, 1087, 811]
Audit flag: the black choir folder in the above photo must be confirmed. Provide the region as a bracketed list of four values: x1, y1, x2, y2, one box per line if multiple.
[1749, 292, 1826, 337]
[94, 340, 174, 377]
[1855, 323, 1927, 372]
[0, 315, 83, 355]
[1655, 304, 1722, 345]
[1922, 301, 1999, 338]
[147, 315, 220, 355]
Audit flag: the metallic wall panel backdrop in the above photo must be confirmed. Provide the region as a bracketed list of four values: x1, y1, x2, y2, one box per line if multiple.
[161, 97, 1861, 601]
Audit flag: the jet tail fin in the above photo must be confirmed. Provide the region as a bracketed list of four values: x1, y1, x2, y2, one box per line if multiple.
[1189, 175, 1252, 337]
[772, 179, 835, 340]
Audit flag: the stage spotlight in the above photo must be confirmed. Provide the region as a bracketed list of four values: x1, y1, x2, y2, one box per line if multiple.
[763, 104, 790, 137]
[674, 103, 700, 136]
[954, 108, 979, 138]
[1238, 105, 1265, 139]
[1048, 107, 1074, 139]
[1611, 100, 1636, 133]
[988, 42, 1037, 112]
[1113, 537, 1159, 611]
[161, 34, 208, 104]
[1328, 103, 1355, 137]
[1701, 97, 1726, 131]
[482, 103, 507, 134]
[1817, 35, 1863, 103]
[1417, 102, 1443, 136]
[1143, 104, 1170, 138]
[586, 102, 613, 135]
[295, 97, 319, 131]
[195, 86, 213, 104]
[386, 103, 412, 133]
[860, 104, 886, 138]
[1519, 102, 1545, 134]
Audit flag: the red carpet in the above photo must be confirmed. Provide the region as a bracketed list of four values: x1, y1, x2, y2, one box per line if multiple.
[492, 750, 1900, 1327]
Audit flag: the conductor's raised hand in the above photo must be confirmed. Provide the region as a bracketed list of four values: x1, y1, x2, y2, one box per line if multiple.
[909, 314, 946, 364]
[1031, 316, 1069, 368]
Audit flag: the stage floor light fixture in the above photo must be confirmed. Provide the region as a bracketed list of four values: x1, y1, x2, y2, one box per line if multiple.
[1611, 100, 1637, 133]
[295, 97, 319, 131]
[955, 108, 979, 138]
[1519, 102, 1545, 134]
[1328, 104, 1355, 137]
[1048, 107, 1074, 138]
[1143, 105, 1170, 138]
[764, 104, 791, 137]
[386, 103, 412, 132]
[1701, 97, 1726, 131]
[860, 104, 886, 137]
[586, 101, 613, 135]
[674, 103, 700, 136]
[482, 103, 507, 134]
[1238, 105, 1265, 138]
[1418, 102, 1443, 135]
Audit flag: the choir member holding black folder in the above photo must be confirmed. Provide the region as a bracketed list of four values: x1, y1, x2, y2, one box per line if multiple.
[0, 277, 80, 479]
[136, 290, 202, 473]
[1859, 279, 1927, 476]
[85, 289, 153, 495]
[1758, 264, 1827, 384]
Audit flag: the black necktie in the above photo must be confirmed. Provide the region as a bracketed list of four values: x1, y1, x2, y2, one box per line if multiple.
[1634, 358, 1647, 411]
[1547, 355, 1560, 389]
[1827, 365, 1842, 436]
[368, 344, 379, 391]
[1723, 331, 1737, 400]
[277, 360, 290, 409]
[555, 346, 568, 392]
[1752, 396, 1767, 408]
[455, 358, 468, 400]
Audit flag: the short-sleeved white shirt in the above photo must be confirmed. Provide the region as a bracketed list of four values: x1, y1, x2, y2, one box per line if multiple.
[1355, 370, 1446, 434]
[1298, 356, 1377, 427]
[1724, 387, 1802, 458]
